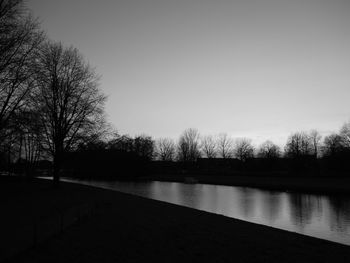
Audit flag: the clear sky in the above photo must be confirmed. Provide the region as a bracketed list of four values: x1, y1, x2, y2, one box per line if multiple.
[28, 0, 350, 146]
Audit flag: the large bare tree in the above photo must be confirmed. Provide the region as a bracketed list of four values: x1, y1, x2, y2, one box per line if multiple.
[0, 0, 44, 139]
[32, 42, 106, 185]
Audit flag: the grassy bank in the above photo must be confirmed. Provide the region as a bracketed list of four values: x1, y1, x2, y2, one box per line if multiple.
[2, 176, 350, 263]
[144, 173, 350, 194]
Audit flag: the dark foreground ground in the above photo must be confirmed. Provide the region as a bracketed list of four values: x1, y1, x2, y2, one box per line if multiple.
[1, 176, 350, 263]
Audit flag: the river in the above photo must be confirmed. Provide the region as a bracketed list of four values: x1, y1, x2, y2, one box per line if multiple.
[63, 178, 350, 246]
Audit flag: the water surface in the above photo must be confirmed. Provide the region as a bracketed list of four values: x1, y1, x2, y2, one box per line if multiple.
[63, 178, 350, 246]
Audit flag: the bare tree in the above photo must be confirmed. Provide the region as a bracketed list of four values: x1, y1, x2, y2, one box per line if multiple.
[32, 42, 106, 185]
[216, 133, 233, 159]
[284, 132, 312, 158]
[156, 138, 175, 161]
[177, 128, 201, 162]
[234, 138, 254, 161]
[201, 135, 216, 158]
[0, 0, 44, 139]
[257, 140, 281, 159]
[309, 130, 322, 158]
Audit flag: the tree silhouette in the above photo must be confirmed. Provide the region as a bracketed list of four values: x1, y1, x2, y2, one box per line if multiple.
[108, 134, 134, 152]
[156, 138, 176, 161]
[285, 132, 312, 158]
[234, 138, 254, 161]
[323, 133, 344, 157]
[32, 42, 106, 186]
[257, 140, 281, 159]
[322, 133, 349, 171]
[0, 0, 44, 141]
[284, 132, 315, 172]
[217, 133, 233, 159]
[133, 135, 154, 161]
[201, 135, 216, 158]
[177, 128, 201, 162]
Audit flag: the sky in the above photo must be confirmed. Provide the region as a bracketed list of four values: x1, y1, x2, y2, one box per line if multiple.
[28, 0, 350, 146]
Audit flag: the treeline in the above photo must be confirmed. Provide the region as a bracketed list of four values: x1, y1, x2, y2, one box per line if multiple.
[62, 123, 350, 180]
[154, 127, 350, 165]
[0, 1, 106, 185]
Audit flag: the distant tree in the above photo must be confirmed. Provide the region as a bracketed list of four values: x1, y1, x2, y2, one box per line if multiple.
[340, 121, 350, 148]
[309, 130, 322, 158]
[284, 132, 312, 158]
[201, 135, 216, 158]
[234, 138, 254, 161]
[322, 133, 350, 171]
[106, 133, 154, 160]
[77, 137, 107, 152]
[133, 135, 154, 161]
[108, 134, 134, 152]
[322, 133, 344, 157]
[177, 128, 201, 162]
[32, 42, 106, 186]
[216, 133, 233, 159]
[156, 138, 175, 161]
[0, 0, 44, 140]
[257, 140, 281, 159]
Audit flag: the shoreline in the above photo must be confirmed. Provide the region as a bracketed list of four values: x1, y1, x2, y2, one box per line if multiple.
[2, 177, 350, 262]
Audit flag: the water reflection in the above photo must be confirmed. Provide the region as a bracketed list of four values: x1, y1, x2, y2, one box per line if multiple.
[237, 188, 257, 219]
[260, 191, 282, 223]
[289, 195, 316, 228]
[63, 178, 350, 246]
[328, 197, 350, 233]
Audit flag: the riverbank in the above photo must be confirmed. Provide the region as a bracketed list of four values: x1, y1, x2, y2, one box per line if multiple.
[2, 176, 350, 263]
[144, 173, 350, 194]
